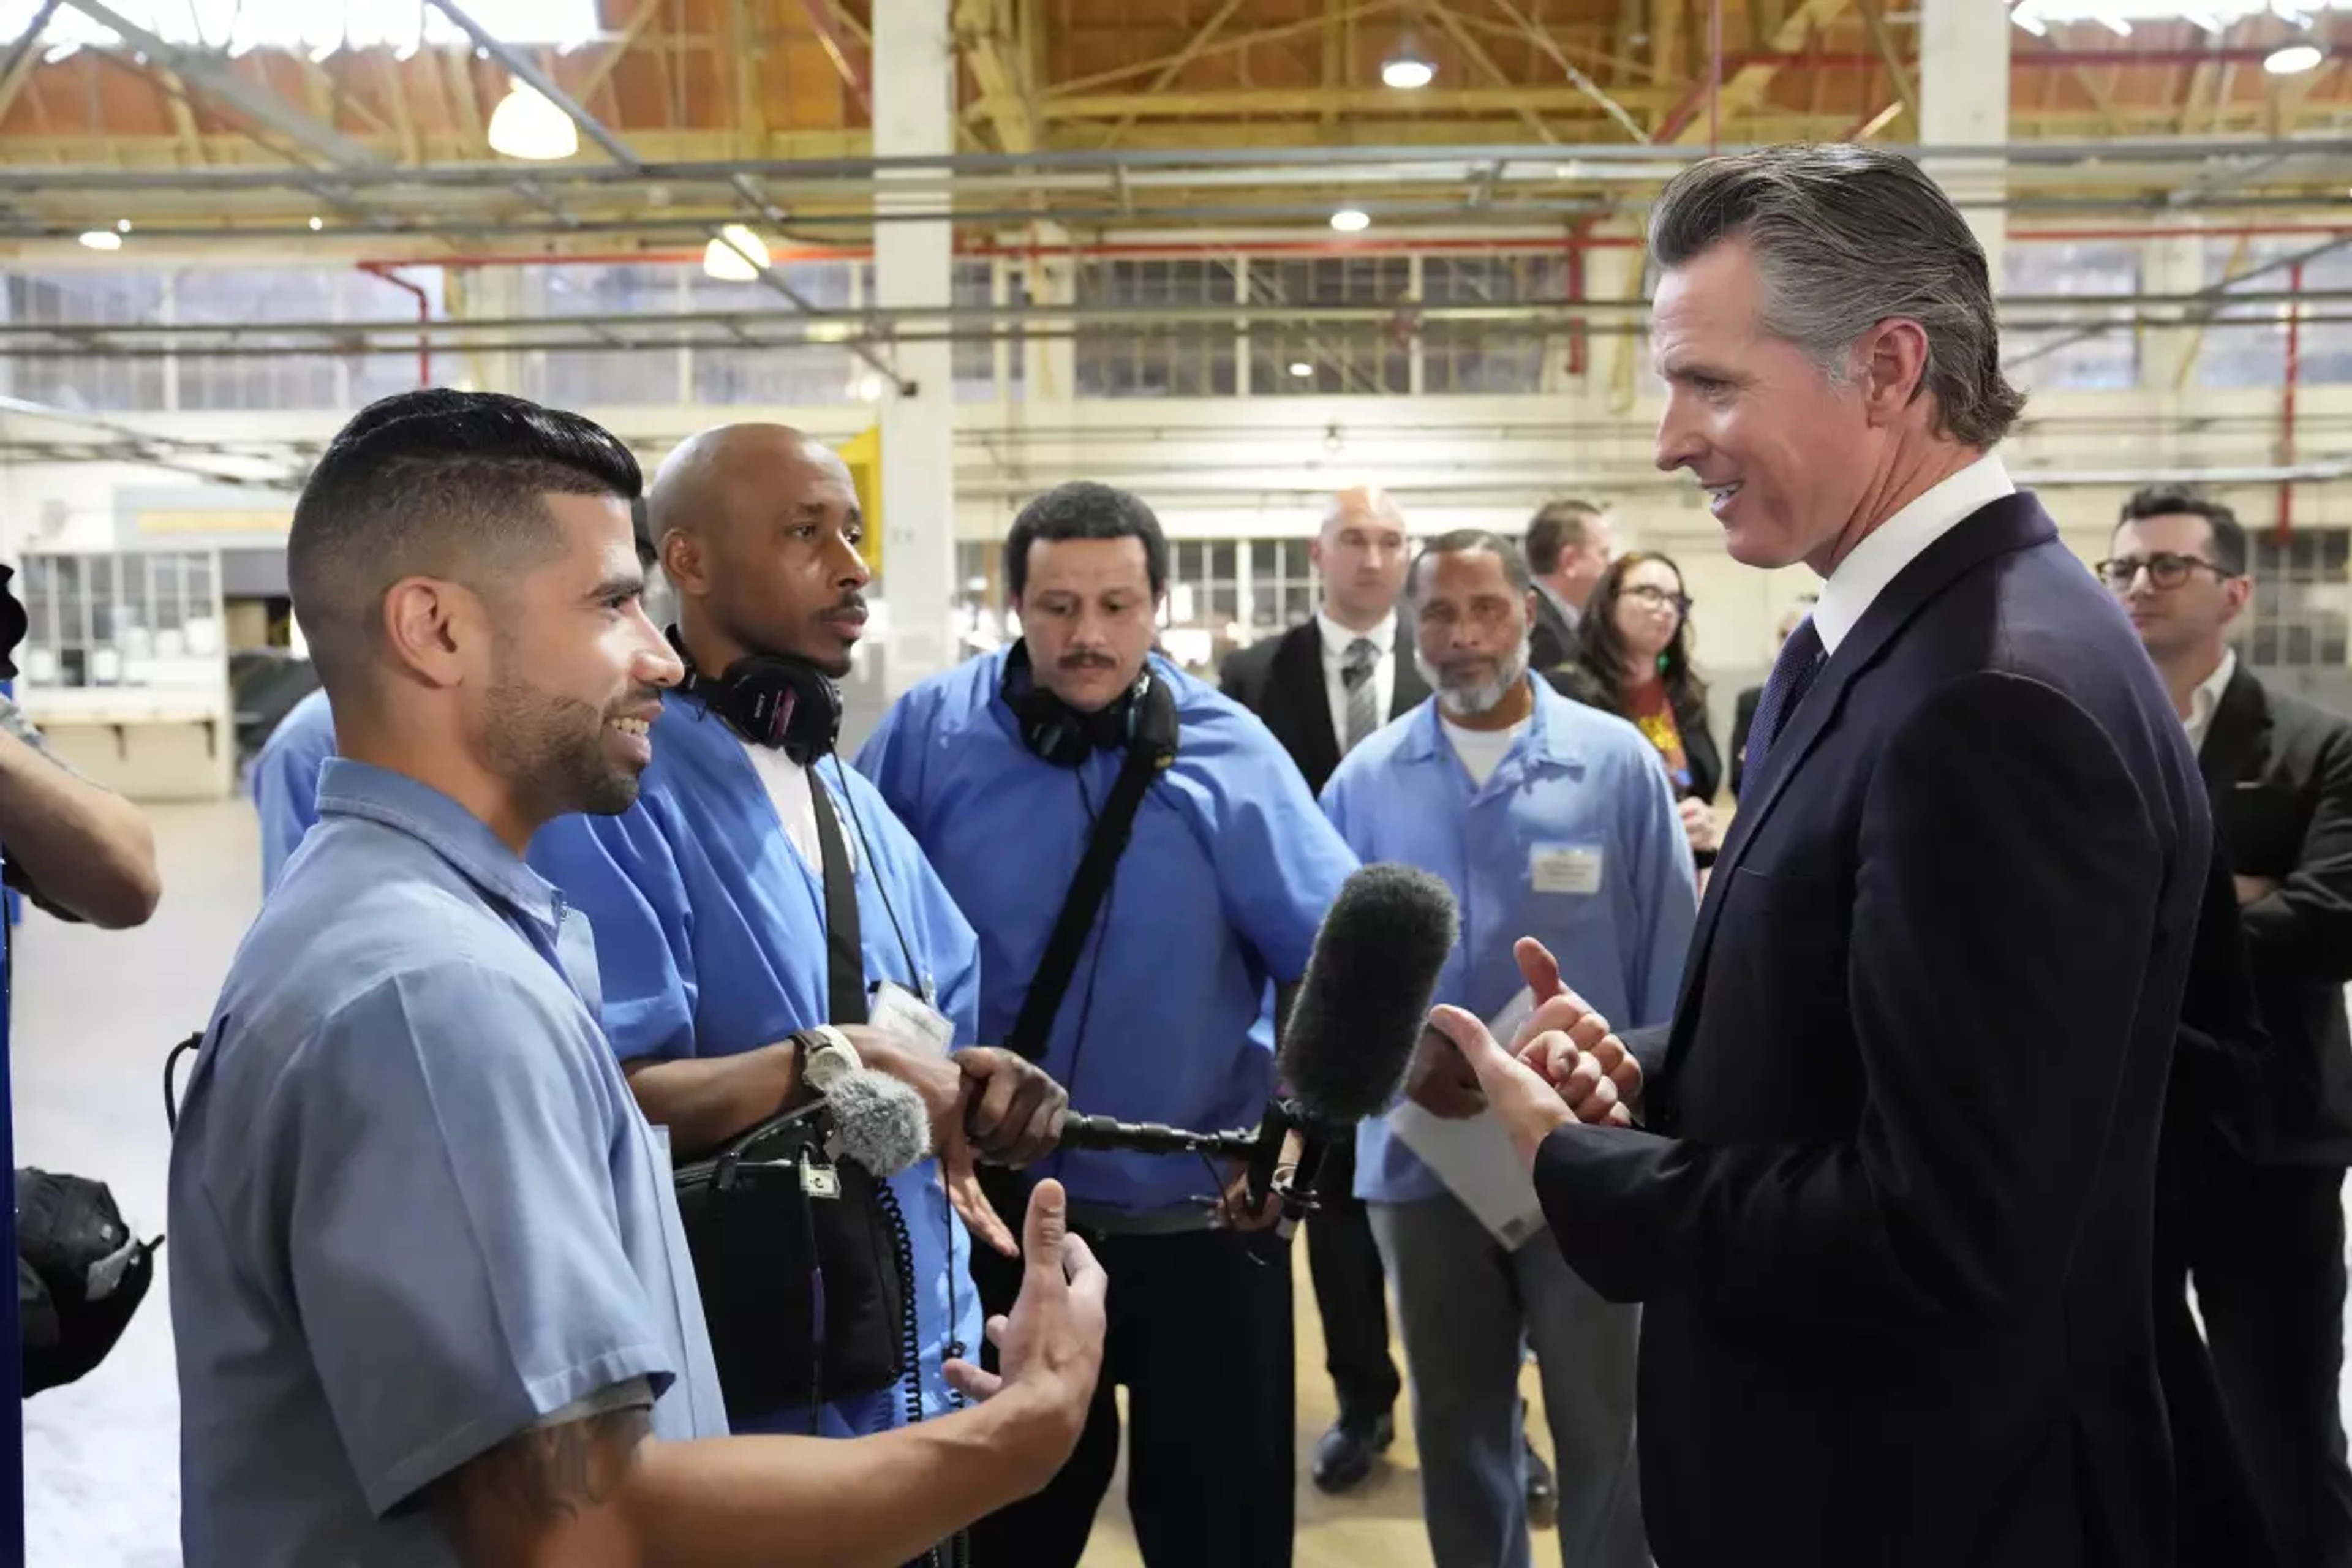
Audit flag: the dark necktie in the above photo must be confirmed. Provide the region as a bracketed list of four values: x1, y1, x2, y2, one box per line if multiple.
[1341, 638, 1379, 753]
[1744, 615, 1826, 788]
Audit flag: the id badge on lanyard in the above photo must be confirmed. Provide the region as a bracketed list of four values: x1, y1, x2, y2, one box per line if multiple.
[869, 976, 953, 1058]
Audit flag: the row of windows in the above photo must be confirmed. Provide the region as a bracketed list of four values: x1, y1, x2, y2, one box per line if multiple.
[0, 242, 2346, 413]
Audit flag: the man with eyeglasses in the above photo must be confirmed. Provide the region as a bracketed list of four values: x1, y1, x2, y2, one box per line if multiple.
[2106, 484, 2352, 1568]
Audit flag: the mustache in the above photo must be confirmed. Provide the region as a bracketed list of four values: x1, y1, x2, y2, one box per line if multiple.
[1057, 650, 1118, 670]
[606, 687, 667, 717]
[824, 590, 868, 616]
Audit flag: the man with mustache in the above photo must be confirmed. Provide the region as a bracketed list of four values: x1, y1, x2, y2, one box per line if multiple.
[1320, 529, 1695, 1568]
[170, 392, 1108, 1567]
[530, 424, 1069, 1481]
[859, 480, 1359, 1567]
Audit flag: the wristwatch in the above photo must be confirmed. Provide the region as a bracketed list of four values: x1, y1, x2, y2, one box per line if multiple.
[794, 1024, 861, 1093]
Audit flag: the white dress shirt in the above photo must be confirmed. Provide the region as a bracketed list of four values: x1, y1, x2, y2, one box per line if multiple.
[1319, 607, 1400, 748]
[1811, 453, 2018, 656]
[2183, 647, 2239, 756]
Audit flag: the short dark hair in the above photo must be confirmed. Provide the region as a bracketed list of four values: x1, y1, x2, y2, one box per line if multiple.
[2117, 484, 2248, 577]
[1005, 481, 1169, 601]
[631, 495, 657, 570]
[1524, 500, 1604, 575]
[288, 390, 643, 690]
[1649, 145, 2025, 450]
[1408, 529, 1533, 603]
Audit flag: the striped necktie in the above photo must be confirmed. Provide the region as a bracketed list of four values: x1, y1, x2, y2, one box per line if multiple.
[1342, 638, 1380, 753]
[1743, 616, 1825, 788]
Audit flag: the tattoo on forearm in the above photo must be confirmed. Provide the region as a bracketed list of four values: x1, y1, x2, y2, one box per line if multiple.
[442, 1405, 652, 1544]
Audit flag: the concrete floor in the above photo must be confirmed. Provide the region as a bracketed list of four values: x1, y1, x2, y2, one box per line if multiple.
[12, 798, 2350, 1566]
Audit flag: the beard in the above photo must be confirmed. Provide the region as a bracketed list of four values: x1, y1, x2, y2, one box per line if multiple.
[480, 649, 643, 821]
[1415, 639, 1529, 719]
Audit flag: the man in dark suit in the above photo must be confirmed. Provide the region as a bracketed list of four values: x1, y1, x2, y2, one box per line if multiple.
[1431, 144, 2208, 1568]
[1220, 485, 1432, 1496]
[1522, 499, 1612, 675]
[2108, 484, 2352, 1568]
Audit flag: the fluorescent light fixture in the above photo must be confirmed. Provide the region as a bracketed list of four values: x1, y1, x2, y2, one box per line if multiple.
[486, 81, 578, 160]
[2009, 1, 2351, 29]
[308, 214, 325, 230]
[0, 0, 606, 56]
[703, 223, 771, 281]
[2266, 40, 2324, 72]
[1330, 208, 1371, 233]
[78, 230, 121, 251]
[1381, 52, 1434, 89]
[115, 217, 130, 232]
[1288, 361, 1314, 377]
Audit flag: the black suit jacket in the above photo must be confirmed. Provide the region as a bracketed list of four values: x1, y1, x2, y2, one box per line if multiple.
[2198, 663, 2352, 1166]
[1219, 620, 1428, 796]
[1528, 589, 1578, 675]
[1532, 493, 2209, 1568]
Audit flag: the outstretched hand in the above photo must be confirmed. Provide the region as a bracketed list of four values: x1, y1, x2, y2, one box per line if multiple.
[943, 1178, 1107, 1417]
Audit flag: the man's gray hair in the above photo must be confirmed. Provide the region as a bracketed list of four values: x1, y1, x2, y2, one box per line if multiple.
[1648, 144, 2026, 449]
[1407, 529, 1533, 602]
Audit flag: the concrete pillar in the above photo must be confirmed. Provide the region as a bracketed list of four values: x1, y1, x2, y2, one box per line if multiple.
[1920, 0, 2009, 286]
[872, 0, 958, 695]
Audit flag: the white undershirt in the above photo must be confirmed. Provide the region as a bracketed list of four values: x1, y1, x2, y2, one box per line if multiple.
[739, 742, 855, 878]
[1318, 608, 1400, 746]
[1442, 715, 1529, 790]
[2184, 647, 2239, 756]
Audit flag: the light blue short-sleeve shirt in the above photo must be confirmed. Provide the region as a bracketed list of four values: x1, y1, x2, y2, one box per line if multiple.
[251, 686, 337, 893]
[169, 758, 729, 1567]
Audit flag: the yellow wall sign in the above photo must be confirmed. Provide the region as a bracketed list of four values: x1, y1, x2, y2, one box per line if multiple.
[839, 424, 883, 577]
[138, 509, 292, 535]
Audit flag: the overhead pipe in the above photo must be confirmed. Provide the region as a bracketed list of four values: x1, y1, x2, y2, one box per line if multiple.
[357, 263, 432, 390]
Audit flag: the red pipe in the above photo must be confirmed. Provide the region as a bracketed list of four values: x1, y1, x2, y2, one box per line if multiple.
[1707, 0, 1724, 153]
[358, 263, 431, 389]
[2279, 258, 2303, 541]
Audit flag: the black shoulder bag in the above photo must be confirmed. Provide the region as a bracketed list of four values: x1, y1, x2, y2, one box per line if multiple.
[670, 769, 911, 1432]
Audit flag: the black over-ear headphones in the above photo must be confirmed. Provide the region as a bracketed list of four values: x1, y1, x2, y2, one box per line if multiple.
[1000, 639, 1180, 770]
[668, 627, 844, 765]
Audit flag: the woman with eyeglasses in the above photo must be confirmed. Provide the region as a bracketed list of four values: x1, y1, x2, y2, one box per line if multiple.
[1556, 550, 1724, 869]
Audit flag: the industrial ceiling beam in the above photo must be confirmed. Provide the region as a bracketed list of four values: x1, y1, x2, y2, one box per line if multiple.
[1094, 0, 1249, 150]
[51, 0, 383, 168]
[1038, 0, 1408, 98]
[1477, 0, 1652, 143]
[0, 0, 63, 124]
[1421, 0, 1561, 145]
[1665, 0, 1857, 145]
[956, 0, 1038, 153]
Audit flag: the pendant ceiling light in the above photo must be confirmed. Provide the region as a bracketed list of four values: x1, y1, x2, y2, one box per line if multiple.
[486, 82, 578, 160]
[703, 224, 772, 282]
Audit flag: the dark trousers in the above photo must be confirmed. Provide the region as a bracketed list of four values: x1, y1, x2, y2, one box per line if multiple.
[2175, 1158, 2352, 1568]
[967, 1183, 1296, 1568]
[2155, 1210, 2281, 1568]
[1304, 1131, 1401, 1426]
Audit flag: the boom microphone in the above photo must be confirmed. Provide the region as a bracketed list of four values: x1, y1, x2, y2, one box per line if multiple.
[1039, 864, 1459, 1229]
[1280, 862, 1461, 1125]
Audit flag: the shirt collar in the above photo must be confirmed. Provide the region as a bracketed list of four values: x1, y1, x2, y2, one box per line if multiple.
[1317, 607, 1396, 660]
[2185, 647, 2239, 745]
[313, 757, 566, 931]
[1398, 674, 1583, 768]
[1812, 452, 2016, 655]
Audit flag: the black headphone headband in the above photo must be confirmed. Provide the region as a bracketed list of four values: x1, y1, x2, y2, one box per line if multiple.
[668, 626, 844, 765]
[1001, 639, 1179, 769]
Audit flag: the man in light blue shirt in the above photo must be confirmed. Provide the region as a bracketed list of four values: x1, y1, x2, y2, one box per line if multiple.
[172, 390, 1109, 1567]
[251, 684, 333, 891]
[1321, 529, 1696, 1568]
[530, 424, 1063, 1457]
[861, 480, 1358, 1568]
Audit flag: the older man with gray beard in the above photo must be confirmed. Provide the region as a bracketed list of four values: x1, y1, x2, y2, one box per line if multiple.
[1318, 529, 1697, 1568]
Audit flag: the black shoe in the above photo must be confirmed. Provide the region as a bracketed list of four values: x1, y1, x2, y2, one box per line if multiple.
[1311, 1412, 1396, 1494]
[1525, 1438, 1557, 1528]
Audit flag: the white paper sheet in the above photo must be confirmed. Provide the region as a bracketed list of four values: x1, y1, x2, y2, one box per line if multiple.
[1385, 987, 1548, 1250]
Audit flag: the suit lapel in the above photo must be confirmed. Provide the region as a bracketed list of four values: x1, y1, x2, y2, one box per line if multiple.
[1273, 622, 1340, 784]
[2198, 663, 2269, 797]
[1665, 494, 2062, 1050]
[1392, 637, 1430, 715]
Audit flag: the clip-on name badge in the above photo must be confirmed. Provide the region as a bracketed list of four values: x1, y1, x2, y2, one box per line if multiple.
[869, 978, 954, 1058]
